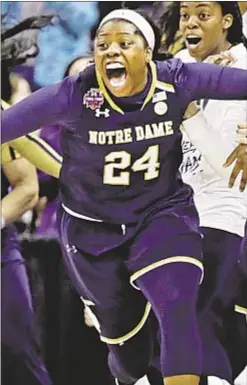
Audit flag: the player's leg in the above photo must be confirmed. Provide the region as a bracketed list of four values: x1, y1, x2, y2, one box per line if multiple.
[127, 207, 204, 385]
[227, 223, 247, 383]
[136, 262, 202, 385]
[1, 245, 52, 385]
[57, 208, 153, 384]
[197, 227, 243, 383]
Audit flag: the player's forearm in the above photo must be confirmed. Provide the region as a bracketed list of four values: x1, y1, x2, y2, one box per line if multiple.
[1, 79, 71, 144]
[182, 110, 234, 179]
[10, 135, 62, 178]
[183, 62, 247, 101]
[1, 182, 38, 226]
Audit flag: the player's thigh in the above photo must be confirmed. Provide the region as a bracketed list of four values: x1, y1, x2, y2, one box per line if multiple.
[58, 209, 151, 345]
[127, 207, 203, 286]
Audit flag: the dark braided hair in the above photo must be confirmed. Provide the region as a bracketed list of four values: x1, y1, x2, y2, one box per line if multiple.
[1, 14, 55, 101]
[160, 1, 247, 52]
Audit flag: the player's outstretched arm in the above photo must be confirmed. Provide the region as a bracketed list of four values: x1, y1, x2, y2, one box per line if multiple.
[2, 100, 62, 177]
[174, 59, 247, 102]
[1, 76, 73, 144]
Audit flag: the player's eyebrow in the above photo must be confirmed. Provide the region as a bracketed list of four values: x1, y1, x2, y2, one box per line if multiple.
[97, 32, 133, 37]
[180, 2, 213, 9]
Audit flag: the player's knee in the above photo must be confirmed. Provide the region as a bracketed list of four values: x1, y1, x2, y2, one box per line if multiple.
[137, 263, 203, 376]
[137, 263, 201, 327]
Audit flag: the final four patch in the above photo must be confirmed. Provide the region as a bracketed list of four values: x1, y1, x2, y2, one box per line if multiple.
[83, 88, 104, 110]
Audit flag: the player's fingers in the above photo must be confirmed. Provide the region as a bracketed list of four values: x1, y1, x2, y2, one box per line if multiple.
[204, 54, 221, 64]
[219, 51, 236, 63]
[240, 164, 247, 192]
[236, 134, 247, 145]
[223, 147, 238, 167]
[238, 124, 247, 130]
[229, 162, 241, 188]
[219, 59, 232, 67]
[237, 127, 247, 135]
[35, 196, 48, 227]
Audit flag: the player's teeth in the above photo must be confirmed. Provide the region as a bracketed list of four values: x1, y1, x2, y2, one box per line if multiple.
[106, 63, 124, 69]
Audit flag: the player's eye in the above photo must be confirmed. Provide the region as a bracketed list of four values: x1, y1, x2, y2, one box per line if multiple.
[180, 13, 189, 21]
[97, 42, 108, 50]
[120, 41, 132, 49]
[199, 12, 210, 20]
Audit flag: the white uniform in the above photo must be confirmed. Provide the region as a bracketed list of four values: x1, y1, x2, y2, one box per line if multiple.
[176, 44, 247, 237]
[243, 11, 247, 38]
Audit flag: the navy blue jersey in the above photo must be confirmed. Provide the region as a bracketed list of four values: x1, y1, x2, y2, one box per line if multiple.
[2, 59, 247, 224]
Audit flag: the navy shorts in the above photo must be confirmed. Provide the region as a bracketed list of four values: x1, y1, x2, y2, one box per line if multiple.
[57, 203, 203, 345]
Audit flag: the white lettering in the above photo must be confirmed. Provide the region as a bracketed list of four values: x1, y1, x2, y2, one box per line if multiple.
[89, 131, 98, 144]
[135, 126, 145, 141]
[123, 128, 133, 143]
[164, 121, 174, 135]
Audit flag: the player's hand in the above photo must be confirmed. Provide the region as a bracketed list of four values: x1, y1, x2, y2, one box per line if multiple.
[224, 144, 247, 192]
[35, 196, 48, 227]
[204, 51, 236, 67]
[236, 124, 247, 145]
[183, 101, 200, 120]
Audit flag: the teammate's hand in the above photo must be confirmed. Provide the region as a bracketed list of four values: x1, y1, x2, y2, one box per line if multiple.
[224, 144, 247, 192]
[204, 51, 236, 67]
[35, 196, 48, 227]
[236, 124, 247, 145]
[183, 101, 200, 120]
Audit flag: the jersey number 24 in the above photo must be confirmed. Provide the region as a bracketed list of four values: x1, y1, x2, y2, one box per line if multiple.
[103, 145, 160, 186]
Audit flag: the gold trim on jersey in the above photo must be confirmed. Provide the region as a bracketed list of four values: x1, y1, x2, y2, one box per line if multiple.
[96, 61, 157, 115]
[156, 81, 175, 93]
[100, 302, 152, 345]
[130, 256, 204, 290]
[1, 144, 20, 164]
[234, 305, 247, 315]
[1, 99, 10, 110]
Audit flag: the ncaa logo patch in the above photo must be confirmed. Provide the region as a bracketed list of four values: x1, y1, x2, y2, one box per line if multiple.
[83, 88, 104, 110]
[154, 101, 168, 116]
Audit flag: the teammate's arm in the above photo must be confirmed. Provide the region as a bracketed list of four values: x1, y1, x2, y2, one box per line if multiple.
[9, 135, 62, 178]
[2, 157, 39, 226]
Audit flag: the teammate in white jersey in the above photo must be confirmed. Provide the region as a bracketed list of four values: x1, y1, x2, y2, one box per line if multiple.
[162, 2, 247, 384]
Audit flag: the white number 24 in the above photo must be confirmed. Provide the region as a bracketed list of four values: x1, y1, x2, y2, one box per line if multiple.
[103, 145, 160, 186]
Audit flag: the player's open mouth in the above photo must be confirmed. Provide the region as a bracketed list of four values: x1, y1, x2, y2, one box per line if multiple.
[105, 63, 127, 88]
[186, 35, 202, 47]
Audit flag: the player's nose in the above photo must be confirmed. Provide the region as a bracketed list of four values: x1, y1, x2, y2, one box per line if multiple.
[186, 15, 200, 29]
[106, 42, 121, 57]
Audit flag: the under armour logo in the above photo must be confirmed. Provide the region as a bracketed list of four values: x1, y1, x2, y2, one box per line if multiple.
[65, 244, 77, 254]
[95, 108, 110, 118]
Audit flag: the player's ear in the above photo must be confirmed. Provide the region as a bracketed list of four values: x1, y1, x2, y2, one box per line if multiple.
[145, 47, 153, 63]
[222, 13, 233, 32]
